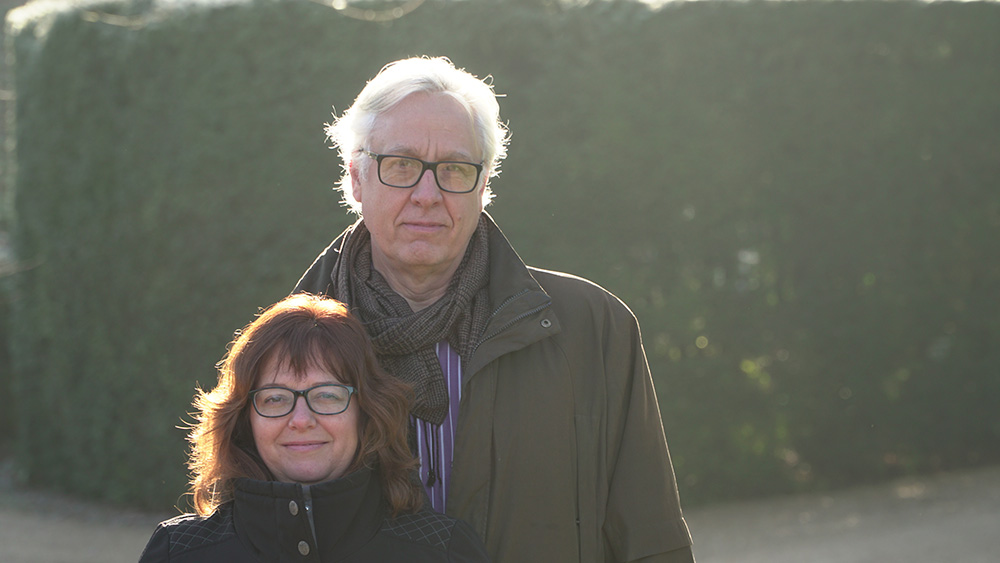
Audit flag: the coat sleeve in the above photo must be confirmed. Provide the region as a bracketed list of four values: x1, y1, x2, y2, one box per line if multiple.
[446, 518, 492, 562]
[137, 524, 170, 563]
[602, 304, 694, 562]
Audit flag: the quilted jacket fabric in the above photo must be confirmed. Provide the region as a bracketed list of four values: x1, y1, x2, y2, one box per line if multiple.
[138, 468, 489, 562]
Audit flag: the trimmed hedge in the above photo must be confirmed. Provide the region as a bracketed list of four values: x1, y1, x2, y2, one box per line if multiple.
[4, 0, 999, 509]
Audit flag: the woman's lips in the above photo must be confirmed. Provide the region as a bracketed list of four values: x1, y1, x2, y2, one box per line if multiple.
[282, 441, 326, 452]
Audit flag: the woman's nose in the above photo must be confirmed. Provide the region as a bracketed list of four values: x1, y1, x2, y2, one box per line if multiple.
[287, 396, 316, 428]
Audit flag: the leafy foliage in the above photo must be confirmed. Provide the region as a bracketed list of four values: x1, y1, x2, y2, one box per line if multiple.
[4, 0, 999, 508]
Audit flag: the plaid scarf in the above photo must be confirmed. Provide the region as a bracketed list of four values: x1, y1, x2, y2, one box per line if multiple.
[331, 216, 491, 425]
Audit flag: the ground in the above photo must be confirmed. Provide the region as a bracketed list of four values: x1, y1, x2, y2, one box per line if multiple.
[684, 464, 1000, 563]
[1, 461, 998, 562]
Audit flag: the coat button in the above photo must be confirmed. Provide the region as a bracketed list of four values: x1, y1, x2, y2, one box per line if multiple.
[298, 540, 310, 555]
[540, 318, 552, 328]
[288, 500, 298, 516]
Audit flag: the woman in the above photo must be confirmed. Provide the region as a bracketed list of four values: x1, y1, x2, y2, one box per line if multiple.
[139, 293, 489, 562]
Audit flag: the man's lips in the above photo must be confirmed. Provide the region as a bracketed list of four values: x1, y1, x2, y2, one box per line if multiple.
[401, 220, 445, 232]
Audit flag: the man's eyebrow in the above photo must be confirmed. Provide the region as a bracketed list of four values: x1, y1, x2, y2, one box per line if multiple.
[380, 145, 479, 162]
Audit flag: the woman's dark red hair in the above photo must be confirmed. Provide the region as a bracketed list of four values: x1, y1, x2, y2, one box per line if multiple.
[187, 293, 421, 516]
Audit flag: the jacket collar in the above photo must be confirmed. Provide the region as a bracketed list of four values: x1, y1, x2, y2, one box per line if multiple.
[465, 213, 561, 376]
[323, 212, 562, 377]
[233, 468, 385, 561]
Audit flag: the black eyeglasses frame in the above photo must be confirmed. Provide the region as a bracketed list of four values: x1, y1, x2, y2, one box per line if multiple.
[249, 383, 357, 418]
[361, 150, 484, 194]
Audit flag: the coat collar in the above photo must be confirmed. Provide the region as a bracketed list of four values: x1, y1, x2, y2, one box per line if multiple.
[233, 468, 385, 561]
[321, 212, 562, 379]
[466, 213, 561, 376]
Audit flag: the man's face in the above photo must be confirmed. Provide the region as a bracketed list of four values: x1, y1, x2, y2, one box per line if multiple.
[352, 92, 486, 283]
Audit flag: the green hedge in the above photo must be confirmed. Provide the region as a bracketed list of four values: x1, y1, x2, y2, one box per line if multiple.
[0, 267, 10, 457]
[4, 0, 999, 509]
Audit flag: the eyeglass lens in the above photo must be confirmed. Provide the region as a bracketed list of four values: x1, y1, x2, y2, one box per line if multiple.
[379, 156, 479, 193]
[252, 384, 353, 417]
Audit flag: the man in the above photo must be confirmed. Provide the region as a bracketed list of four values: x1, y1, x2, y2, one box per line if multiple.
[294, 56, 694, 562]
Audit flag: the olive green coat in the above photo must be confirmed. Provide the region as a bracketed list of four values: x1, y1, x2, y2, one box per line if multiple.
[294, 214, 694, 563]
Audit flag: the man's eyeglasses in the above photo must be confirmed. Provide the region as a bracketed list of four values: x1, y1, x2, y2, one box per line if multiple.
[249, 383, 356, 418]
[362, 150, 483, 194]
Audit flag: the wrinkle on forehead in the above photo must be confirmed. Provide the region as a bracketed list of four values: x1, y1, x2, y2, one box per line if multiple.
[369, 92, 481, 163]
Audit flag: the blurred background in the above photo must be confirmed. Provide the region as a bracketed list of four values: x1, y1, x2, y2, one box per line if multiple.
[1, 0, 998, 521]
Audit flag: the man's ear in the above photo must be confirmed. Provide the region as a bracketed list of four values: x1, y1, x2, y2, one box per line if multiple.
[350, 160, 363, 204]
[477, 177, 489, 211]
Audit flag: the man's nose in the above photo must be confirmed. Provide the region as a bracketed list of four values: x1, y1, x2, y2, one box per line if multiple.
[410, 168, 442, 203]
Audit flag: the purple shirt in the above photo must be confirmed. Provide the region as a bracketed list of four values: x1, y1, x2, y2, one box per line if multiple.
[413, 340, 462, 513]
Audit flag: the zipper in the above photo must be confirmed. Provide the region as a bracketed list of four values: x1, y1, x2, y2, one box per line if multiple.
[489, 288, 531, 318]
[302, 485, 317, 548]
[472, 296, 551, 357]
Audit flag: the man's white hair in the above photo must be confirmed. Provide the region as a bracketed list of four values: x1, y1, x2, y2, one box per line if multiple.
[325, 56, 510, 213]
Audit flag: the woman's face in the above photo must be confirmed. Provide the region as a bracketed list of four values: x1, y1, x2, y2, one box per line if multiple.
[250, 355, 360, 485]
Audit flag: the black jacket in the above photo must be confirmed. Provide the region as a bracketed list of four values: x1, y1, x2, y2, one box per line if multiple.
[138, 468, 489, 562]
